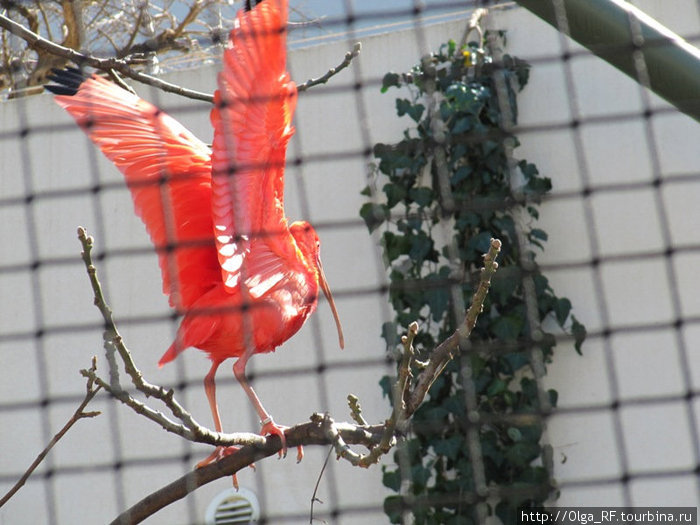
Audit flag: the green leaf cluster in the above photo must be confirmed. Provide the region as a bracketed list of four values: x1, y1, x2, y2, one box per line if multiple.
[362, 38, 586, 522]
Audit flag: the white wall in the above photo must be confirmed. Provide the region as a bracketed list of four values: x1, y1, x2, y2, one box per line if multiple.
[1, 1, 699, 523]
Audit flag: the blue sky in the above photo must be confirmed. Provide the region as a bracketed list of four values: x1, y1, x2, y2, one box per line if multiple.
[286, 0, 468, 43]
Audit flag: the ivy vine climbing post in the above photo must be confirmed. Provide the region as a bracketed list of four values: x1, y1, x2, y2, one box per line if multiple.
[360, 17, 586, 525]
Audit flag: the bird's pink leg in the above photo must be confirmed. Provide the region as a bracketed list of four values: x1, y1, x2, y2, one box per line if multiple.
[197, 360, 246, 487]
[233, 354, 303, 462]
[204, 360, 224, 433]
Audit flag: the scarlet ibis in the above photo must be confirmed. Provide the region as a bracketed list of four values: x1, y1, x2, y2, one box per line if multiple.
[46, 0, 344, 464]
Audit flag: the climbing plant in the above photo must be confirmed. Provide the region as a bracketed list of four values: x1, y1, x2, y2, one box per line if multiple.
[360, 36, 586, 524]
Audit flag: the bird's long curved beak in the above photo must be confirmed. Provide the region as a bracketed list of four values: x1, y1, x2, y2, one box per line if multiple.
[317, 258, 345, 349]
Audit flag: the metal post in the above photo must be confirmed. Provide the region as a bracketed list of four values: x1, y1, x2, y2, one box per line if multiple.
[513, 0, 700, 122]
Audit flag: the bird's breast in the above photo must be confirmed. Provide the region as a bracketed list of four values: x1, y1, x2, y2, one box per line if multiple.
[183, 268, 319, 360]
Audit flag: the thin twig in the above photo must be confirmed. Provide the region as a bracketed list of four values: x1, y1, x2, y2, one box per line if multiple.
[0, 357, 102, 508]
[322, 239, 501, 471]
[297, 42, 361, 92]
[407, 238, 501, 414]
[77, 228, 229, 446]
[1, 13, 361, 102]
[0, 13, 214, 102]
[119, 3, 146, 57]
[458, 7, 488, 50]
[106, 68, 137, 96]
[309, 446, 333, 524]
[347, 394, 367, 426]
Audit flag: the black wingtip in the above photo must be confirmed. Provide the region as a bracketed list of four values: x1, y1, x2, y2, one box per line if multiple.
[44, 67, 90, 96]
[244, 0, 264, 11]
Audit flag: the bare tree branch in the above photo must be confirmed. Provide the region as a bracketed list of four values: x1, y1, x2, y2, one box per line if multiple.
[77, 227, 384, 452]
[73, 225, 500, 521]
[118, 3, 146, 57]
[297, 42, 362, 92]
[1, 12, 362, 102]
[0, 358, 102, 508]
[71, 222, 500, 522]
[328, 238, 502, 469]
[406, 238, 501, 414]
[111, 417, 386, 524]
[0, 13, 214, 101]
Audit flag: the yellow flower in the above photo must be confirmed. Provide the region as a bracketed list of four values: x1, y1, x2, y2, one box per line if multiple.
[462, 50, 474, 67]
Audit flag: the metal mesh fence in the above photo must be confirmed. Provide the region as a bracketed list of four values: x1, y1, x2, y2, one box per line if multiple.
[0, 1, 699, 524]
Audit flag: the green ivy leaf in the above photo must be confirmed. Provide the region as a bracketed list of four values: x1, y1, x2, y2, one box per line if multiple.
[518, 159, 539, 179]
[487, 378, 508, 397]
[506, 442, 541, 467]
[433, 435, 465, 460]
[383, 495, 404, 524]
[381, 321, 399, 348]
[519, 424, 543, 443]
[382, 232, 411, 263]
[442, 392, 466, 414]
[490, 266, 521, 305]
[411, 464, 432, 489]
[408, 231, 435, 265]
[571, 315, 586, 355]
[524, 173, 553, 198]
[383, 182, 407, 208]
[445, 82, 488, 115]
[451, 116, 472, 134]
[466, 231, 493, 254]
[490, 315, 523, 341]
[379, 375, 393, 400]
[530, 228, 548, 242]
[480, 431, 505, 467]
[527, 205, 540, 219]
[451, 165, 472, 185]
[495, 502, 519, 525]
[409, 103, 426, 122]
[359, 202, 389, 233]
[381, 72, 401, 93]
[507, 427, 523, 442]
[425, 274, 450, 322]
[502, 352, 530, 374]
[382, 466, 402, 491]
[408, 186, 433, 207]
[548, 388, 559, 407]
[440, 100, 455, 121]
[396, 98, 425, 122]
[554, 297, 572, 326]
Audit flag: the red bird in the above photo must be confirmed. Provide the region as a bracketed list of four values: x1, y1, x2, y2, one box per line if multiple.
[46, 0, 344, 464]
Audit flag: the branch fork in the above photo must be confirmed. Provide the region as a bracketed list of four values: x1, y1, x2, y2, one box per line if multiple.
[4, 228, 499, 520]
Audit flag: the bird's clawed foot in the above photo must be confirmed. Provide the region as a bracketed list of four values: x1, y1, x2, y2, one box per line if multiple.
[196, 445, 255, 489]
[260, 417, 303, 462]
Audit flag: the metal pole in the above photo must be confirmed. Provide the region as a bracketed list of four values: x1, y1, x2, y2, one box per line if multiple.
[513, 0, 700, 122]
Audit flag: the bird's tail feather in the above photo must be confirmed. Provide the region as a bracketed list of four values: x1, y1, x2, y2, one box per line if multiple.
[158, 341, 184, 367]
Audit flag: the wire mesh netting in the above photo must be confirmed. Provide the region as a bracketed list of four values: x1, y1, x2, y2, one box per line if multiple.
[1, 1, 699, 524]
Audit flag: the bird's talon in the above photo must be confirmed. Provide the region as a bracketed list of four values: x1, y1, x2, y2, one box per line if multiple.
[260, 417, 291, 458]
[196, 445, 241, 469]
[196, 445, 255, 489]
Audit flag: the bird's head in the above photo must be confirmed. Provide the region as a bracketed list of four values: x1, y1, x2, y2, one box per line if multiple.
[290, 221, 345, 349]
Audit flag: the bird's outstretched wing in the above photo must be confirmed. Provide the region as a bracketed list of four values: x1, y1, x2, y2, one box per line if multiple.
[47, 69, 220, 310]
[210, 0, 301, 298]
